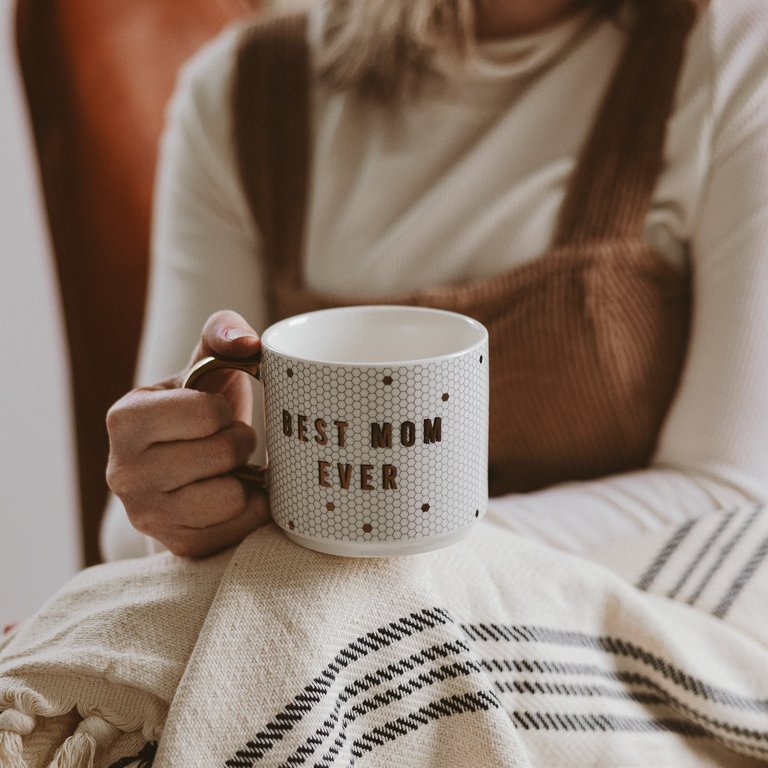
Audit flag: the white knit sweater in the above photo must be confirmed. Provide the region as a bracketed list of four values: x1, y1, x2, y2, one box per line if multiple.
[102, 0, 768, 560]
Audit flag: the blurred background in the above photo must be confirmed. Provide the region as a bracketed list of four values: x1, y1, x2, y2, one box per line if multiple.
[1, 0, 307, 621]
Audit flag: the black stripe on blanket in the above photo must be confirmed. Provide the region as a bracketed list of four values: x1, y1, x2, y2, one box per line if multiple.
[686, 505, 762, 606]
[297, 655, 483, 766]
[107, 741, 158, 768]
[490, 667, 768, 750]
[226, 607, 476, 768]
[636, 517, 697, 591]
[712, 531, 768, 618]
[466, 623, 768, 759]
[510, 710, 709, 736]
[350, 690, 499, 759]
[636, 503, 767, 619]
[486, 659, 766, 724]
[666, 511, 736, 600]
[507, 710, 768, 759]
[462, 624, 768, 714]
[494, 678, 666, 705]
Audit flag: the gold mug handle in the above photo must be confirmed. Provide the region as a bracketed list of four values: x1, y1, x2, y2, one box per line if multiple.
[182, 353, 267, 489]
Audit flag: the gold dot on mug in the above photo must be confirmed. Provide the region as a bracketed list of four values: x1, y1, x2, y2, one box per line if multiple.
[421, 503, 430, 512]
[326, 502, 335, 511]
[288, 521, 295, 530]
[287, 368, 294, 377]
[441, 393, 449, 401]
[362, 523, 373, 533]
[383, 376, 393, 385]
[479, 355, 484, 363]
[475, 510, 480, 518]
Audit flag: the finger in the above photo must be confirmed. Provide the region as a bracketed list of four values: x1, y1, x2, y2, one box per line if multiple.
[107, 388, 234, 453]
[124, 478, 266, 543]
[136, 421, 257, 492]
[180, 366, 255, 424]
[182, 311, 261, 423]
[163, 492, 270, 558]
[195, 310, 261, 363]
[162, 476, 266, 529]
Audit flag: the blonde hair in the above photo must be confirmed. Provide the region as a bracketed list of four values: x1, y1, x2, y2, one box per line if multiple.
[316, 0, 702, 103]
[317, 0, 475, 103]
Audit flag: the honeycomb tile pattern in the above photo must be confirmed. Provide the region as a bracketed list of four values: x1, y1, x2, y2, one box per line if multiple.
[262, 342, 489, 549]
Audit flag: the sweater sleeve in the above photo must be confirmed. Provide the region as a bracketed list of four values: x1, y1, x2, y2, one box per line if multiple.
[136, 24, 268, 386]
[488, 0, 768, 556]
[100, 24, 269, 561]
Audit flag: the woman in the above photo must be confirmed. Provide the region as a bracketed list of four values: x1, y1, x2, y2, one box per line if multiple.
[103, 0, 768, 561]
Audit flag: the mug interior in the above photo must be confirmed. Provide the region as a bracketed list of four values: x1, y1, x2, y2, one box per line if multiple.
[261, 306, 486, 365]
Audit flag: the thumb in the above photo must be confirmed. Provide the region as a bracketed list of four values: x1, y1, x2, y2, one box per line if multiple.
[197, 309, 261, 362]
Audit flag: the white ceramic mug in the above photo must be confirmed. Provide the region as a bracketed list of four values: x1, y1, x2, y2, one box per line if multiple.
[185, 306, 489, 557]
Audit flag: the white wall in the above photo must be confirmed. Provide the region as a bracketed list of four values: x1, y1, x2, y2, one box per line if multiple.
[0, 0, 81, 624]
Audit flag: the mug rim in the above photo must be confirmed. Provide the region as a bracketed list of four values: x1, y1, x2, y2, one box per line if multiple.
[260, 305, 488, 367]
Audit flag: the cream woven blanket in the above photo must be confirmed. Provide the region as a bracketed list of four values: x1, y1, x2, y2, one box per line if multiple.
[1, 503, 767, 767]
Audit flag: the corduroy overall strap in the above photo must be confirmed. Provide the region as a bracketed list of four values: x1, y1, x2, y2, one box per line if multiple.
[554, 0, 699, 245]
[232, 11, 309, 314]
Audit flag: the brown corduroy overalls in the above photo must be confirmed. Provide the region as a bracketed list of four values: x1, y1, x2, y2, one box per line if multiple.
[231, 2, 696, 498]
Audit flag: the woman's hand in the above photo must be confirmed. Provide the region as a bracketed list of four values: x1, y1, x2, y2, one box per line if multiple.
[106, 310, 269, 557]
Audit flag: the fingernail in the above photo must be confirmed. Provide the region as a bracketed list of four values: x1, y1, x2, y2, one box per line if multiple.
[224, 328, 257, 341]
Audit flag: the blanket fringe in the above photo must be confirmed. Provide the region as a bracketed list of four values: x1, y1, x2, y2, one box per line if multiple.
[0, 709, 37, 768]
[0, 731, 28, 768]
[49, 716, 120, 768]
